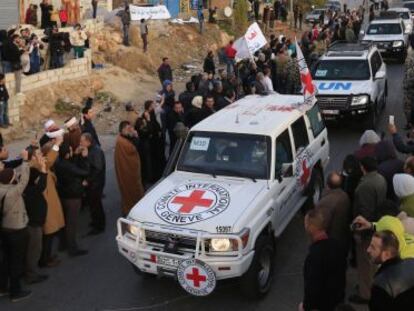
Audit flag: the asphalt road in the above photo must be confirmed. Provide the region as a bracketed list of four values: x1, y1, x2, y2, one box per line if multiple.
[0, 59, 407, 311]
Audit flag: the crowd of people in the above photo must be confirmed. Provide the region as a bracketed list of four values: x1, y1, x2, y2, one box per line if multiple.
[299, 125, 414, 310]
[0, 100, 105, 302]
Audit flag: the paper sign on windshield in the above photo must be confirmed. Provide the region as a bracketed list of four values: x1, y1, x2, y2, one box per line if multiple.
[190, 137, 210, 151]
[315, 70, 327, 77]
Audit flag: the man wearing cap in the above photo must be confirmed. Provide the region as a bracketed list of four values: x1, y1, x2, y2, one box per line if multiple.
[0, 150, 32, 302]
[63, 116, 82, 151]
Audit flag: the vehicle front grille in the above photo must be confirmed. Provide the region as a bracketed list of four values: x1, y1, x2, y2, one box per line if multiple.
[145, 230, 197, 252]
[316, 95, 350, 110]
[375, 41, 392, 49]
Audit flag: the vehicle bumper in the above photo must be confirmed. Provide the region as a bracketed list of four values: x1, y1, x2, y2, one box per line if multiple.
[377, 47, 405, 58]
[116, 218, 255, 281]
[319, 105, 370, 120]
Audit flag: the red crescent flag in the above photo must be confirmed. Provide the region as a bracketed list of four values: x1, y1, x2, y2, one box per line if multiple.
[295, 40, 317, 109]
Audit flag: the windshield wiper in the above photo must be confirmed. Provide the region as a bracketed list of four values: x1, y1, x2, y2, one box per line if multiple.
[213, 168, 257, 183]
[180, 165, 216, 178]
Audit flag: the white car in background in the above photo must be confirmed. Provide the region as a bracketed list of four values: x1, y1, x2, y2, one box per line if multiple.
[388, 7, 413, 34]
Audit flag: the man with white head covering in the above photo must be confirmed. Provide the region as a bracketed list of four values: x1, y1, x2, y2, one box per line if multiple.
[354, 130, 381, 160]
[39, 120, 64, 147]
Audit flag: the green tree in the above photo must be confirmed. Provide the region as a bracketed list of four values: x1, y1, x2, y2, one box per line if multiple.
[233, 0, 249, 36]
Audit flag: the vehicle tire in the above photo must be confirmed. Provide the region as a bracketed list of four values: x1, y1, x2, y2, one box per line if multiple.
[364, 104, 377, 130]
[240, 234, 275, 299]
[131, 264, 157, 279]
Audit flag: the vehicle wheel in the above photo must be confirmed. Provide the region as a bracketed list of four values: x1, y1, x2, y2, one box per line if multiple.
[131, 264, 156, 279]
[240, 234, 275, 299]
[364, 104, 377, 130]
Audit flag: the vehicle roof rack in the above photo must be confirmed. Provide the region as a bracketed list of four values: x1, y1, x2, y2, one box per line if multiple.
[327, 41, 373, 52]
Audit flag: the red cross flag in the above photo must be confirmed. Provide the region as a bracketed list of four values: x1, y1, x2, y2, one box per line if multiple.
[295, 39, 317, 110]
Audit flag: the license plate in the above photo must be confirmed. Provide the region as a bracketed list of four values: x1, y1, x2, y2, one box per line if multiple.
[322, 110, 339, 115]
[157, 255, 181, 268]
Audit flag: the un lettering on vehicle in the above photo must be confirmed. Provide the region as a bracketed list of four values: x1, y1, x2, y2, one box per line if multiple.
[318, 82, 352, 91]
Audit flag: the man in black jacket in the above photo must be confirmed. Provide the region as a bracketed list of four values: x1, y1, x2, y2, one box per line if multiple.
[299, 208, 347, 311]
[368, 230, 414, 310]
[24, 147, 48, 284]
[49, 27, 65, 69]
[55, 143, 89, 256]
[0, 73, 10, 128]
[178, 82, 195, 113]
[80, 133, 106, 235]
[81, 106, 101, 146]
[1, 35, 23, 93]
[157, 57, 173, 85]
[166, 101, 185, 154]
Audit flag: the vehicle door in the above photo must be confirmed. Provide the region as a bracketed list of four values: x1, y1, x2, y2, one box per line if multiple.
[305, 105, 328, 169]
[290, 116, 312, 213]
[371, 51, 386, 105]
[272, 128, 296, 231]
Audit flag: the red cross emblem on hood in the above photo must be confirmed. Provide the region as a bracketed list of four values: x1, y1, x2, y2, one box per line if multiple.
[172, 190, 213, 214]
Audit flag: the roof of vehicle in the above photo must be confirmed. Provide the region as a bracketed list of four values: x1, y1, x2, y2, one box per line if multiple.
[388, 7, 410, 12]
[322, 42, 373, 59]
[191, 94, 305, 137]
[369, 18, 403, 24]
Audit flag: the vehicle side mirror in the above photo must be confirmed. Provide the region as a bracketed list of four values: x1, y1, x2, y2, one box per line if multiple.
[359, 29, 365, 35]
[276, 163, 292, 182]
[281, 163, 293, 178]
[375, 71, 385, 80]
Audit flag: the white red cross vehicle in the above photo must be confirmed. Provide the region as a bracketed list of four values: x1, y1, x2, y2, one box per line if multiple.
[116, 94, 330, 298]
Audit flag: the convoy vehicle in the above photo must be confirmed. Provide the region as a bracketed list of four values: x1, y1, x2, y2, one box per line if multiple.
[305, 8, 326, 24]
[325, 0, 341, 11]
[403, 1, 414, 21]
[387, 7, 413, 34]
[361, 15, 409, 62]
[312, 42, 387, 128]
[116, 94, 330, 298]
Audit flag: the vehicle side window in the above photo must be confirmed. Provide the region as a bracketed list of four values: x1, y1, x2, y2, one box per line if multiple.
[306, 105, 325, 137]
[275, 129, 293, 175]
[291, 117, 310, 153]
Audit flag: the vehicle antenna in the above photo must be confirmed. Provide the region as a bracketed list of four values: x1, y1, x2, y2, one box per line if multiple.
[235, 113, 239, 124]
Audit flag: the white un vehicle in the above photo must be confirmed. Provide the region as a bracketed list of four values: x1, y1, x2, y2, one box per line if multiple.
[361, 12, 409, 63]
[312, 41, 387, 129]
[116, 94, 330, 298]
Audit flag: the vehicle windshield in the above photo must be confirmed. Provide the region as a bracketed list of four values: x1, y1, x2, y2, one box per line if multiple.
[312, 60, 370, 80]
[177, 131, 271, 180]
[312, 10, 324, 14]
[367, 23, 402, 35]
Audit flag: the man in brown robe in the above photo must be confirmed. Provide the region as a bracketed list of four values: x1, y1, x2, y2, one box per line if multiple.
[114, 121, 145, 216]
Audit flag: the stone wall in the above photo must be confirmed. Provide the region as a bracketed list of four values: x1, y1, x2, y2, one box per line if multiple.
[6, 17, 104, 125]
[6, 49, 92, 124]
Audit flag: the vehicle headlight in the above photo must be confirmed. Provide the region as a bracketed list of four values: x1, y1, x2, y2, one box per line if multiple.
[126, 224, 143, 238]
[210, 238, 233, 252]
[351, 95, 369, 106]
[405, 25, 412, 34]
[393, 40, 404, 47]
